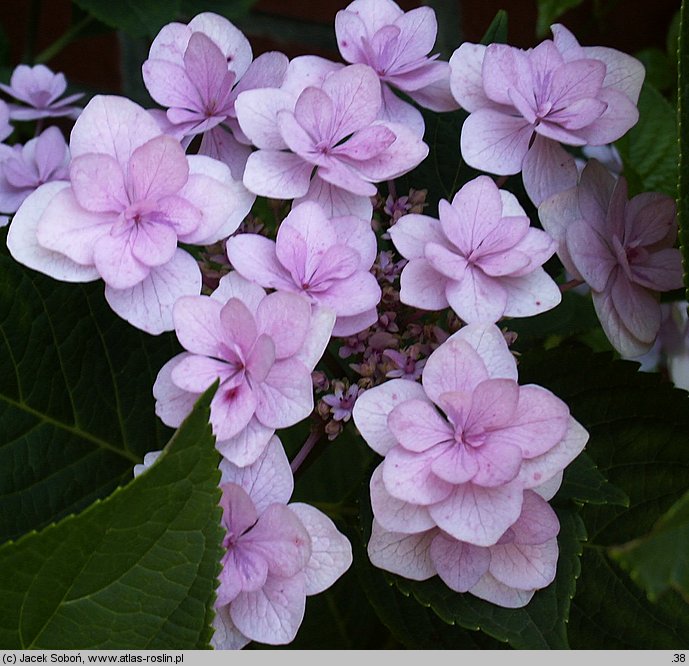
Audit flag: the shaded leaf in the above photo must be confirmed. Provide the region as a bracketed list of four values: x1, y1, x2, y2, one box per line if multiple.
[679, 0, 689, 302]
[0, 384, 223, 649]
[72, 0, 180, 38]
[535, 0, 584, 38]
[610, 488, 689, 603]
[556, 452, 629, 507]
[0, 243, 178, 544]
[480, 10, 509, 46]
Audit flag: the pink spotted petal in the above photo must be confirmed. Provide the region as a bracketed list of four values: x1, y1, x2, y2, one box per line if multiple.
[399, 258, 449, 311]
[430, 442, 479, 485]
[172, 294, 225, 357]
[127, 135, 189, 202]
[243, 150, 313, 199]
[522, 134, 579, 207]
[382, 444, 453, 505]
[211, 379, 256, 441]
[256, 291, 311, 359]
[469, 440, 523, 487]
[217, 417, 276, 468]
[254, 358, 313, 429]
[387, 398, 454, 453]
[445, 266, 508, 324]
[153, 353, 200, 429]
[500, 269, 562, 318]
[389, 213, 447, 260]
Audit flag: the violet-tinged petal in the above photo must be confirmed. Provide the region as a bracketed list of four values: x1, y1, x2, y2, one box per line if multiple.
[389, 213, 447, 260]
[367, 520, 437, 581]
[577, 87, 639, 145]
[183, 32, 235, 113]
[92, 228, 150, 290]
[220, 435, 293, 511]
[254, 358, 313, 428]
[105, 248, 202, 334]
[280, 55, 343, 98]
[34, 126, 70, 182]
[466, 378, 519, 432]
[69, 153, 127, 214]
[460, 108, 534, 175]
[170, 354, 236, 394]
[70, 95, 162, 168]
[332, 124, 396, 162]
[625, 192, 677, 247]
[288, 502, 353, 595]
[445, 266, 508, 324]
[383, 444, 453, 505]
[316, 271, 381, 317]
[219, 297, 258, 356]
[220, 482, 259, 545]
[631, 249, 683, 292]
[173, 294, 225, 357]
[399, 258, 450, 311]
[424, 242, 468, 280]
[352, 378, 429, 456]
[127, 135, 189, 201]
[609, 268, 661, 345]
[217, 417, 276, 468]
[142, 60, 201, 117]
[333, 215, 378, 268]
[489, 537, 558, 591]
[332, 308, 378, 337]
[406, 66, 461, 112]
[292, 305, 335, 372]
[318, 159, 377, 197]
[469, 572, 535, 608]
[387, 398, 454, 453]
[470, 440, 523, 487]
[509, 490, 561, 544]
[500, 269, 562, 319]
[582, 45, 645, 104]
[449, 42, 490, 112]
[226, 234, 294, 291]
[199, 126, 252, 180]
[379, 84, 425, 137]
[429, 441, 479, 485]
[234, 88, 292, 150]
[256, 291, 311, 359]
[482, 43, 534, 108]
[230, 574, 307, 646]
[246, 334, 276, 385]
[566, 220, 616, 291]
[369, 464, 436, 534]
[130, 219, 179, 268]
[243, 150, 314, 199]
[422, 337, 490, 402]
[518, 416, 589, 490]
[153, 353, 200, 428]
[537, 187, 583, 280]
[521, 134, 579, 207]
[211, 379, 256, 441]
[430, 532, 490, 593]
[450, 323, 518, 381]
[294, 173, 373, 220]
[428, 479, 524, 547]
[8, 181, 100, 282]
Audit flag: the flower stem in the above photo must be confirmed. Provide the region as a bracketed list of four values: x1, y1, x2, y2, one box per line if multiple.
[290, 424, 325, 474]
[560, 278, 585, 292]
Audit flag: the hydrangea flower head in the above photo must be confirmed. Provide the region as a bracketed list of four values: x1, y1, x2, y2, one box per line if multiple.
[226, 200, 381, 336]
[449, 24, 644, 205]
[142, 12, 288, 178]
[0, 126, 69, 214]
[0, 64, 83, 120]
[153, 272, 335, 466]
[212, 437, 352, 648]
[539, 159, 683, 357]
[335, 0, 459, 135]
[7, 95, 254, 334]
[390, 175, 561, 323]
[235, 60, 428, 218]
[353, 323, 588, 547]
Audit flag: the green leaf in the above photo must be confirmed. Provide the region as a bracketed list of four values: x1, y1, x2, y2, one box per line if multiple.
[679, 0, 689, 302]
[535, 0, 584, 38]
[635, 48, 676, 94]
[179, 0, 261, 22]
[72, 0, 180, 38]
[479, 10, 509, 45]
[0, 384, 223, 649]
[610, 488, 689, 602]
[0, 246, 178, 544]
[394, 508, 585, 649]
[569, 549, 689, 649]
[615, 82, 678, 198]
[556, 453, 629, 507]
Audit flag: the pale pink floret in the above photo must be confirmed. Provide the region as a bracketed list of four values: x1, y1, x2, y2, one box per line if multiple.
[212, 437, 352, 648]
[335, 0, 459, 136]
[235, 60, 428, 218]
[539, 159, 683, 358]
[352, 323, 588, 550]
[142, 12, 288, 179]
[0, 64, 83, 121]
[226, 200, 381, 336]
[0, 126, 69, 214]
[6, 95, 254, 334]
[153, 272, 335, 466]
[367, 489, 559, 608]
[449, 24, 643, 205]
[390, 175, 561, 324]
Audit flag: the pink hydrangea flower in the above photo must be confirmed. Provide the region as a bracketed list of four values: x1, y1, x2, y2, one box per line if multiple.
[0, 64, 83, 121]
[539, 159, 683, 358]
[6, 95, 254, 334]
[0, 127, 69, 214]
[335, 0, 459, 136]
[212, 437, 352, 649]
[235, 60, 428, 219]
[142, 12, 288, 179]
[153, 272, 335, 466]
[449, 24, 644, 205]
[226, 200, 381, 336]
[389, 175, 561, 324]
[352, 323, 589, 548]
[367, 487, 559, 608]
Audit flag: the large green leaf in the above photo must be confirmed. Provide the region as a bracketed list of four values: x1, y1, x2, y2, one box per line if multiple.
[615, 82, 678, 198]
[610, 488, 689, 603]
[556, 452, 629, 508]
[72, 0, 180, 38]
[518, 344, 689, 648]
[0, 246, 178, 544]
[679, 0, 689, 301]
[0, 384, 223, 649]
[535, 0, 584, 38]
